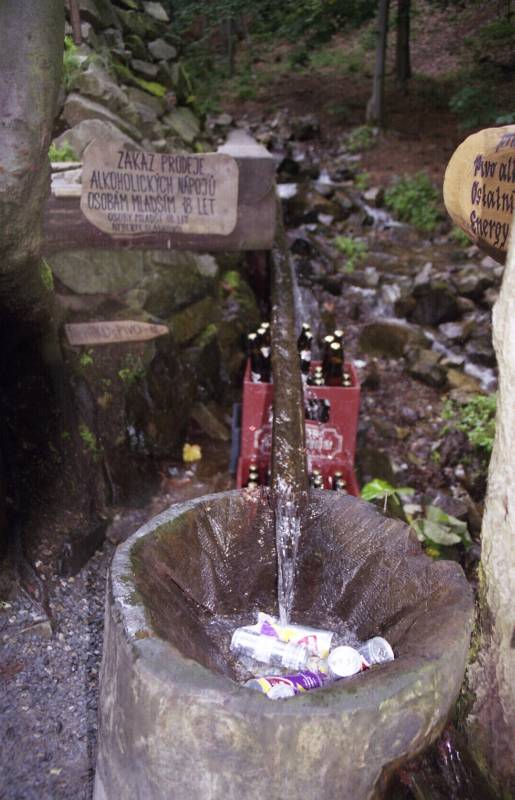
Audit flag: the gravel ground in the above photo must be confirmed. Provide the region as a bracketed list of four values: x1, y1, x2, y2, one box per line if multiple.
[0, 544, 112, 800]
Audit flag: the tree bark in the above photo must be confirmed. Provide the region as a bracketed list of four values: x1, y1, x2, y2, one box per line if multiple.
[395, 0, 411, 92]
[465, 223, 515, 795]
[366, 0, 390, 127]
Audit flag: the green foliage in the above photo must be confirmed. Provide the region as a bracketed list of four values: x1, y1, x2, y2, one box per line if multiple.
[79, 349, 94, 369]
[450, 226, 471, 247]
[63, 35, 81, 91]
[449, 85, 498, 131]
[79, 423, 101, 459]
[384, 172, 440, 232]
[48, 142, 77, 163]
[333, 236, 367, 272]
[134, 78, 167, 97]
[118, 353, 145, 384]
[362, 479, 472, 558]
[40, 259, 54, 292]
[354, 171, 370, 191]
[345, 125, 376, 153]
[412, 505, 472, 551]
[442, 394, 497, 455]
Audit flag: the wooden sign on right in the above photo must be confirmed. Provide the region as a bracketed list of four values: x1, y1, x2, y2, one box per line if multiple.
[444, 124, 515, 264]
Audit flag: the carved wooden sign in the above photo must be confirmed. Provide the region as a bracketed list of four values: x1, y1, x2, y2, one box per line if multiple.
[444, 125, 515, 263]
[65, 320, 168, 346]
[80, 141, 239, 237]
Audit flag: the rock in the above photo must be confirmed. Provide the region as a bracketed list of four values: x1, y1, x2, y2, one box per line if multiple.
[408, 349, 447, 388]
[465, 337, 496, 368]
[484, 287, 500, 307]
[407, 280, 461, 326]
[52, 119, 140, 157]
[73, 62, 129, 113]
[425, 491, 469, 523]
[452, 263, 495, 300]
[117, 8, 161, 38]
[144, 252, 218, 318]
[359, 319, 429, 358]
[413, 261, 433, 288]
[167, 297, 219, 345]
[363, 186, 384, 207]
[130, 58, 159, 78]
[48, 250, 146, 294]
[190, 402, 230, 442]
[446, 368, 484, 395]
[77, 0, 120, 28]
[162, 107, 200, 144]
[439, 319, 475, 343]
[148, 38, 177, 61]
[290, 113, 320, 140]
[142, 1, 169, 21]
[62, 93, 143, 141]
[182, 326, 222, 400]
[125, 86, 165, 129]
[124, 33, 148, 59]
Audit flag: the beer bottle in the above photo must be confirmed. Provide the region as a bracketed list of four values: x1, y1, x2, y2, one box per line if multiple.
[248, 333, 262, 383]
[300, 331, 313, 378]
[334, 478, 348, 493]
[323, 342, 344, 387]
[247, 461, 260, 486]
[297, 323, 312, 352]
[259, 322, 271, 348]
[320, 398, 330, 423]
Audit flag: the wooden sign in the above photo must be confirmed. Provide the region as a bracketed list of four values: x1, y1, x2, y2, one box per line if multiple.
[65, 320, 168, 346]
[444, 125, 515, 263]
[80, 141, 239, 237]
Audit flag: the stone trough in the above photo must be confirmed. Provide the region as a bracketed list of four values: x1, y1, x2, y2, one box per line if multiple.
[94, 488, 473, 800]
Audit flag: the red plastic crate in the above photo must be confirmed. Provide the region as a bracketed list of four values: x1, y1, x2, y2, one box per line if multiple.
[236, 360, 360, 494]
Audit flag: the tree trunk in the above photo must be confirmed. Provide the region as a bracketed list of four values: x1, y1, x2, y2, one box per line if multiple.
[465, 224, 515, 795]
[366, 0, 390, 127]
[225, 17, 235, 78]
[396, 0, 411, 92]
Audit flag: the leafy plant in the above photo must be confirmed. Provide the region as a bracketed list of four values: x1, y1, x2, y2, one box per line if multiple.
[449, 85, 498, 131]
[345, 125, 376, 153]
[48, 142, 77, 163]
[79, 349, 94, 369]
[384, 172, 440, 232]
[40, 259, 54, 292]
[354, 171, 370, 191]
[450, 226, 471, 247]
[79, 423, 101, 460]
[362, 479, 472, 558]
[333, 236, 367, 272]
[361, 478, 414, 514]
[118, 353, 145, 384]
[63, 35, 82, 91]
[442, 394, 497, 455]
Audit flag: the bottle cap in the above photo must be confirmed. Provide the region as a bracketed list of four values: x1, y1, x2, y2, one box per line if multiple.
[327, 646, 363, 677]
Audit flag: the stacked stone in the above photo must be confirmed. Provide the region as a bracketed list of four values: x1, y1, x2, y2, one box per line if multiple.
[53, 0, 201, 158]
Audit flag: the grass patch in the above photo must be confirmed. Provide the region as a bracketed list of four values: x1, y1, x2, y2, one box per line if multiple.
[333, 236, 368, 272]
[345, 125, 377, 153]
[442, 394, 497, 455]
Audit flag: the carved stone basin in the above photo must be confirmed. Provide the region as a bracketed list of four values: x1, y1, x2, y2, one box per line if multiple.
[94, 489, 473, 800]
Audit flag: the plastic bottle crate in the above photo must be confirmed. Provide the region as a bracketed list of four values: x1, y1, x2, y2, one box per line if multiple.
[236, 360, 360, 494]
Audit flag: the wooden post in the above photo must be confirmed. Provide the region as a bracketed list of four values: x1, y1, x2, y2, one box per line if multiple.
[366, 0, 390, 127]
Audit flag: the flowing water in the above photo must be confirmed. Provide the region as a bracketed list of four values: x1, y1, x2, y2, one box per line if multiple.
[274, 479, 303, 625]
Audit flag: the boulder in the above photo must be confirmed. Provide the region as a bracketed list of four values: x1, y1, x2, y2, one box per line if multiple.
[73, 62, 129, 113]
[78, 0, 120, 28]
[162, 107, 200, 144]
[143, 252, 219, 318]
[52, 119, 140, 157]
[408, 349, 447, 388]
[124, 33, 148, 60]
[167, 297, 219, 345]
[408, 280, 461, 326]
[48, 250, 146, 295]
[183, 325, 222, 401]
[290, 113, 320, 140]
[359, 319, 429, 358]
[452, 263, 495, 300]
[117, 8, 162, 38]
[142, 1, 169, 21]
[446, 368, 485, 395]
[125, 85, 165, 130]
[63, 93, 143, 141]
[130, 58, 159, 78]
[148, 38, 177, 61]
[438, 318, 475, 343]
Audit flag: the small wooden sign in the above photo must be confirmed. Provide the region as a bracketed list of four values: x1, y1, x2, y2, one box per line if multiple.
[444, 125, 515, 263]
[80, 141, 239, 237]
[65, 320, 169, 346]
